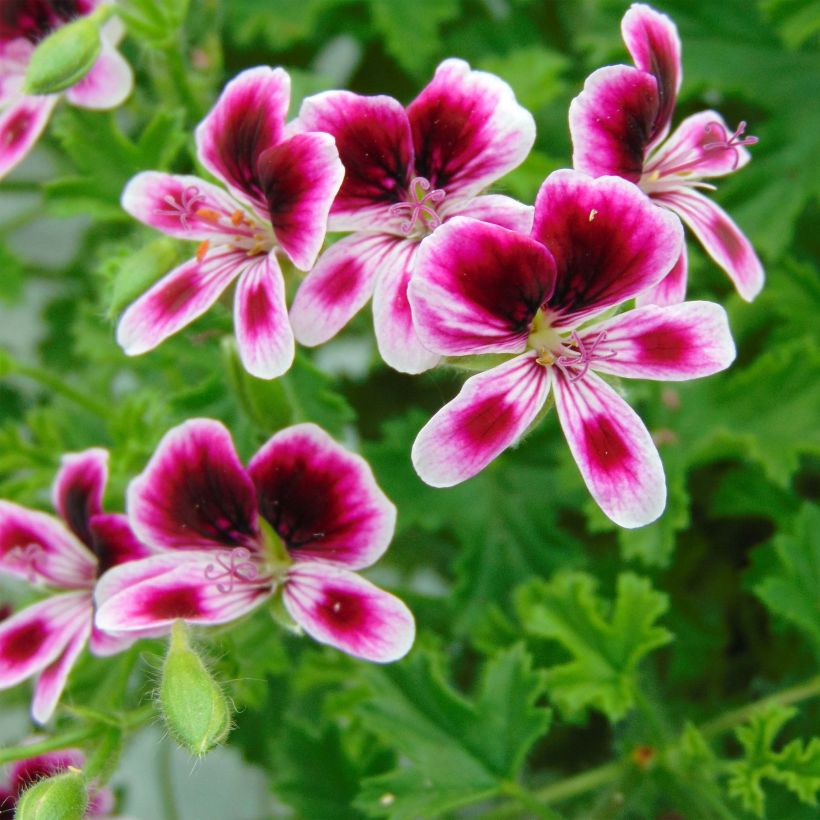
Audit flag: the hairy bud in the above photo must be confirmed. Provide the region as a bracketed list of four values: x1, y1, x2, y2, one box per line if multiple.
[15, 769, 87, 820]
[158, 621, 231, 756]
[24, 6, 114, 96]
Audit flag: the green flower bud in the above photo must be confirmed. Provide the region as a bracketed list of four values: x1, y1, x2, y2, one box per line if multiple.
[159, 621, 231, 756]
[24, 6, 114, 96]
[14, 769, 87, 820]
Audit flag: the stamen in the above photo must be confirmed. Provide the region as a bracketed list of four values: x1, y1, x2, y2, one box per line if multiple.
[195, 240, 210, 263]
[555, 330, 616, 382]
[230, 210, 245, 226]
[203, 547, 259, 594]
[703, 121, 759, 169]
[155, 185, 204, 230]
[389, 176, 446, 235]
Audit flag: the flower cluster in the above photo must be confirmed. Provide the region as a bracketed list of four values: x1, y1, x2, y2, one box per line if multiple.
[0, 424, 413, 723]
[0, 0, 763, 748]
[0, 0, 132, 179]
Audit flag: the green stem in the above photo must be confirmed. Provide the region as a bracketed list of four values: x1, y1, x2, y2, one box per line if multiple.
[158, 739, 179, 820]
[162, 39, 199, 118]
[0, 726, 103, 765]
[13, 363, 109, 417]
[700, 675, 820, 739]
[499, 780, 566, 819]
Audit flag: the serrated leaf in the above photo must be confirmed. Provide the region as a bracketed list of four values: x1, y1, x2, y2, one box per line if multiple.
[728, 704, 820, 816]
[750, 503, 820, 651]
[516, 572, 673, 721]
[355, 645, 550, 818]
[119, 0, 189, 47]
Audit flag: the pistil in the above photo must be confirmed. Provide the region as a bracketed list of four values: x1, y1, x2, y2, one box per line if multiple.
[389, 176, 446, 236]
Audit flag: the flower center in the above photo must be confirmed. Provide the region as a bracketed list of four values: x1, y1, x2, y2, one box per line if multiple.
[389, 176, 446, 236]
[643, 120, 759, 186]
[528, 315, 615, 382]
[5, 542, 42, 583]
[202, 546, 274, 595]
[155, 185, 204, 231]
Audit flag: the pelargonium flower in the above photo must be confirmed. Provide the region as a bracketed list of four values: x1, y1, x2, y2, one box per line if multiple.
[288, 58, 535, 373]
[94, 420, 415, 663]
[569, 3, 763, 304]
[0, 748, 114, 818]
[117, 67, 344, 379]
[409, 170, 736, 528]
[0, 449, 154, 723]
[0, 0, 132, 179]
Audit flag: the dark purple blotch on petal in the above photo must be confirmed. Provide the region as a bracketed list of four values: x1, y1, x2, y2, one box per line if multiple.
[88, 514, 151, 576]
[583, 414, 634, 476]
[0, 619, 48, 665]
[633, 323, 692, 367]
[140, 586, 203, 621]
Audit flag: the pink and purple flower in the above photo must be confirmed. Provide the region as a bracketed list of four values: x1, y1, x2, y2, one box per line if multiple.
[94, 420, 415, 663]
[0, 449, 155, 723]
[0, 747, 114, 817]
[569, 3, 763, 304]
[409, 170, 736, 528]
[288, 58, 535, 373]
[0, 0, 132, 179]
[117, 67, 345, 379]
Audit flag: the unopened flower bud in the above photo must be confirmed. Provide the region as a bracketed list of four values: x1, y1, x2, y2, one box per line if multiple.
[14, 769, 87, 820]
[24, 6, 114, 96]
[159, 621, 231, 756]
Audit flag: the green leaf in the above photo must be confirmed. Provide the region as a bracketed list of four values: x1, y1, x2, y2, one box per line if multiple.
[676, 336, 820, 485]
[478, 46, 568, 111]
[355, 645, 550, 818]
[119, 0, 190, 47]
[225, 0, 342, 48]
[368, 0, 461, 78]
[727, 705, 820, 816]
[0, 240, 25, 303]
[516, 572, 673, 721]
[750, 503, 820, 651]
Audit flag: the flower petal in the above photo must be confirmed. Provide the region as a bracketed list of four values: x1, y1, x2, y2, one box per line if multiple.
[87, 513, 154, 574]
[659, 188, 764, 301]
[407, 58, 535, 196]
[52, 448, 107, 548]
[256, 131, 344, 270]
[410, 217, 555, 356]
[296, 90, 413, 231]
[635, 248, 687, 307]
[534, 170, 683, 326]
[553, 370, 665, 528]
[64, 42, 132, 109]
[116, 246, 248, 356]
[646, 110, 753, 180]
[9, 749, 85, 795]
[195, 66, 289, 214]
[128, 419, 259, 553]
[371, 238, 440, 374]
[583, 301, 736, 380]
[32, 617, 92, 724]
[569, 65, 659, 182]
[283, 564, 414, 663]
[234, 253, 294, 379]
[443, 193, 534, 233]
[94, 552, 267, 632]
[622, 2, 681, 145]
[0, 593, 90, 691]
[0, 502, 96, 588]
[248, 423, 396, 570]
[88, 625, 139, 657]
[0, 96, 57, 180]
[289, 233, 391, 347]
[121, 172, 254, 241]
[412, 353, 550, 487]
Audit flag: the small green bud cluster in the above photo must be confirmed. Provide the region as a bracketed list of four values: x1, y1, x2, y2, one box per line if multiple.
[14, 769, 87, 820]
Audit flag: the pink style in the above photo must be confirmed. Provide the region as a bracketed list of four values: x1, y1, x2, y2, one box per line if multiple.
[409, 170, 736, 529]
[94, 420, 415, 664]
[117, 67, 345, 379]
[0, 449, 156, 723]
[0, 0, 132, 179]
[569, 3, 763, 304]
[288, 58, 536, 374]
